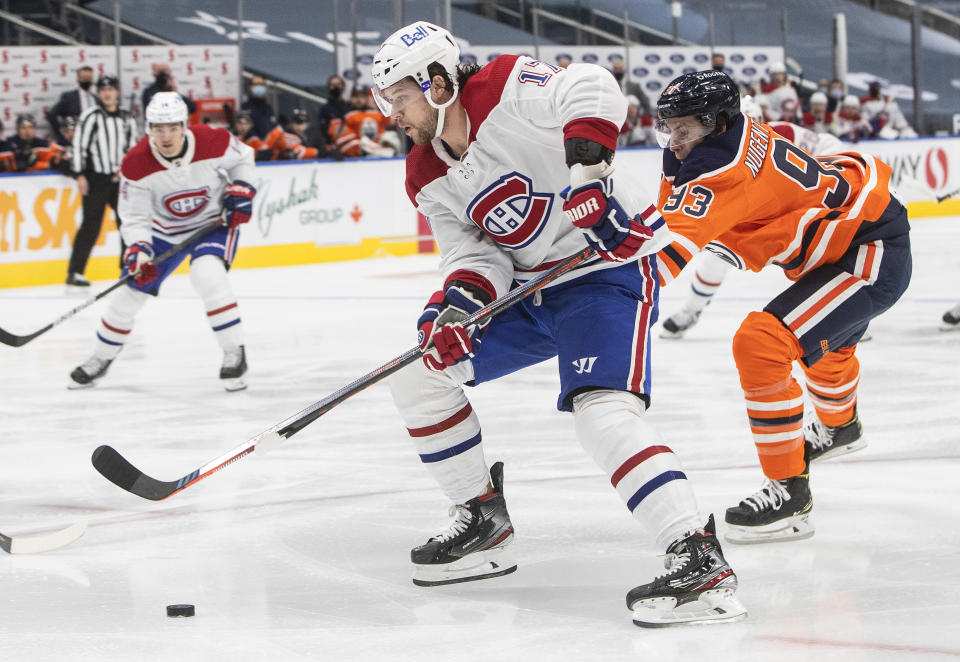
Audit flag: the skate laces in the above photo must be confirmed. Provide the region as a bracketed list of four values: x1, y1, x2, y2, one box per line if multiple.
[804, 416, 832, 451]
[670, 309, 699, 330]
[223, 347, 244, 369]
[742, 478, 791, 513]
[430, 504, 474, 544]
[80, 356, 109, 374]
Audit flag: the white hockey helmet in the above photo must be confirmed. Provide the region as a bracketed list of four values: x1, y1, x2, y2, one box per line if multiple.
[809, 91, 828, 106]
[146, 91, 188, 127]
[740, 95, 764, 121]
[370, 21, 461, 119]
[842, 94, 860, 109]
[768, 61, 787, 75]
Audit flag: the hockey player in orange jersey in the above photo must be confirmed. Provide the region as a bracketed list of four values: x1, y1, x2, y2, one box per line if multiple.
[651, 71, 912, 544]
[330, 87, 398, 157]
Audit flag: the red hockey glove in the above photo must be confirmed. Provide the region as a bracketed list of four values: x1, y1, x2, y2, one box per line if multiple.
[417, 284, 493, 372]
[562, 178, 654, 263]
[123, 242, 157, 286]
[223, 180, 256, 229]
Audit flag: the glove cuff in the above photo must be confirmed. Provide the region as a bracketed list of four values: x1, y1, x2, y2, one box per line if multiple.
[444, 269, 496, 306]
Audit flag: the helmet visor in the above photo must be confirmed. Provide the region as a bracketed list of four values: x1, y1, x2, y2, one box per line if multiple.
[654, 115, 715, 149]
[372, 80, 427, 118]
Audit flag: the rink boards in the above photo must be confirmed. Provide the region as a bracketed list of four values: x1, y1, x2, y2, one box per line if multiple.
[1, 135, 958, 289]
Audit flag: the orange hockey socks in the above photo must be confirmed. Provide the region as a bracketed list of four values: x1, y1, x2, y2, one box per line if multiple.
[732, 311, 806, 480]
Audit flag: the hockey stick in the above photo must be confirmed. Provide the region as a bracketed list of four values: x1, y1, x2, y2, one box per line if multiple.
[91, 246, 596, 501]
[0, 522, 86, 554]
[0, 220, 224, 348]
[936, 186, 960, 203]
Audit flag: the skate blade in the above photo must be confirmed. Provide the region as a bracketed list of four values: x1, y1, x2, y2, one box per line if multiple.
[222, 377, 247, 392]
[658, 328, 686, 340]
[811, 437, 867, 463]
[938, 323, 960, 332]
[67, 380, 97, 390]
[724, 514, 814, 545]
[632, 588, 747, 628]
[412, 547, 516, 587]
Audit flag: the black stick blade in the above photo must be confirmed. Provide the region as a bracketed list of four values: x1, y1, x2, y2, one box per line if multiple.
[91, 445, 179, 501]
[0, 326, 47, 347]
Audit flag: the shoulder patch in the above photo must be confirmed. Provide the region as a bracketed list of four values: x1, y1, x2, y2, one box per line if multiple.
[120, 135, 163, 181]
[190, 124, 231, 161]
[460, 54, 522, 143]
[405, 144, 450, 207]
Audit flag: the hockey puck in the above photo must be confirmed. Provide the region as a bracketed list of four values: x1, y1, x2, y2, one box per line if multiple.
[166, 604, 195, 618]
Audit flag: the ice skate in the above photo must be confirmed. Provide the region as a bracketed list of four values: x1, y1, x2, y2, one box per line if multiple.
[940, 304, 960, 332]
[68, 356, 113, 389]
[804, 407, 866, 463]
[66, 273, 91, 288]
[411, 461, 516, 587]
[220, 345, 247, 392]
[627, 514, 746, 627]
[659, 308, 702, 339]
[724, 467, 813, 544]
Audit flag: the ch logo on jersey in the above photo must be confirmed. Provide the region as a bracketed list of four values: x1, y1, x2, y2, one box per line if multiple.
[466, 172, 553, 250]
[163, 187, 211, 219]
[572, 356, 598, 374]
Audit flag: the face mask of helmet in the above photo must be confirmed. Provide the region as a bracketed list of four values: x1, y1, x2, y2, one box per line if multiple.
[653, 116, 715, 149]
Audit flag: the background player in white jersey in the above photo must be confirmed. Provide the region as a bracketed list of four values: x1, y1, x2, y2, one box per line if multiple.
[372, 21, 745, 627]
[660, 97, 846, 339]
[68, 92, 256, 392]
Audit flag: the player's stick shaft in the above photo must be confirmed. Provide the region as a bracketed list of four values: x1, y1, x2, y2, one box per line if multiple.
[91, 247, 597, 500]
[0, 221, 224, 348]
[936, 186, 960, 203]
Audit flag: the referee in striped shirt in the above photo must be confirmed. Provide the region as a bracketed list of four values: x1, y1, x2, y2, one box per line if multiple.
[67, 74, 138, 287]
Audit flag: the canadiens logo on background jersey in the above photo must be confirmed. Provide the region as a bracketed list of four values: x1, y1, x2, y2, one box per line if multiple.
[163, 187, 211, 218]
[466, 172, 553, 250]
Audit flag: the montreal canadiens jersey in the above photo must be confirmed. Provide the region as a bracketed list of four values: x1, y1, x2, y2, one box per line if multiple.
[118, 124, 255, 247]
[656, 113, 909, 285]
[405, 55, 667, 298]
[766, 120, 843, 157]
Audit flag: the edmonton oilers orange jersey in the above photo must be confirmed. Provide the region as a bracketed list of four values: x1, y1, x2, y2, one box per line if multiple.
[655, 114, 908, 285]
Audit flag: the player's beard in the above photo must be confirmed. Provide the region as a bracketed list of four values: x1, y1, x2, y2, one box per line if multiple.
[409, 108, 439, 145]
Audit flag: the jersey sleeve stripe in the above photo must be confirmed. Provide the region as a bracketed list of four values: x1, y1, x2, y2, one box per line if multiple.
[562, 117, 621, 151]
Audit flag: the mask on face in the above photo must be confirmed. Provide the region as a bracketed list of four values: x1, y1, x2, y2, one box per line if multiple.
[612, 70, 624, 82]
[713, 64, 725, 72]
[79, 81, 92, 91]
[830, 88, 843, 100]
[252, 85, 266, 98]
[328, 86, 343, 101]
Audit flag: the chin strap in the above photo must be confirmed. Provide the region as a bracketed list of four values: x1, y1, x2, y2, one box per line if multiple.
[427, 82, 460, 139]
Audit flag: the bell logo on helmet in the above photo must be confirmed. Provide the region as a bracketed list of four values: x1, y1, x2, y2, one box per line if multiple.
[400, 24, 430, 47]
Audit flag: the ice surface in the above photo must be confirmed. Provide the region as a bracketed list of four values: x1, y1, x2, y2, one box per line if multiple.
[1, 216, 958, 661]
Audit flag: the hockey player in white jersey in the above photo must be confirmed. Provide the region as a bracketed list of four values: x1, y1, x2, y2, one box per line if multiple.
[660, 97, 846, 339]
[372, 21, 745, 627]
[68, 92, 256, 392]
